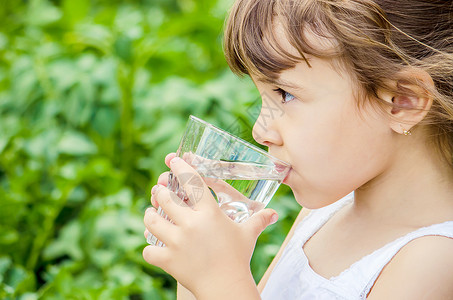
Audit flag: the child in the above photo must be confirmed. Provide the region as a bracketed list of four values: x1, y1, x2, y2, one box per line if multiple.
[143, 0, 453, 298]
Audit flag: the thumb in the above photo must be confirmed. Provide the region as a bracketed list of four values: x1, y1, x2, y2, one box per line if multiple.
[245, 208, 279, 239]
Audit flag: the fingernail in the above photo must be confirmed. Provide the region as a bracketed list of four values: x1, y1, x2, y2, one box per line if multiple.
[170, 157, 181, 165]
[145, 207, 152, 214]
[270, 214, 278, 225]
[151, 185, 158, 195]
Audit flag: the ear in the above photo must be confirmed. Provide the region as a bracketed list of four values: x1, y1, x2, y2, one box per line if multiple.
[382, 68, 434, 135]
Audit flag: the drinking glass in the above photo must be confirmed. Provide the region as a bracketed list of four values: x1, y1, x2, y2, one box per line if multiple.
[147, 115, 291, 246]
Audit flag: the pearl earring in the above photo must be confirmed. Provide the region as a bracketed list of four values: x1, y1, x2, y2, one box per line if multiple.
[400, 124, 412, 136]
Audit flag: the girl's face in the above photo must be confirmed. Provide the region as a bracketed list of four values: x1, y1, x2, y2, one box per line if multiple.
[252, 57, 395, 209]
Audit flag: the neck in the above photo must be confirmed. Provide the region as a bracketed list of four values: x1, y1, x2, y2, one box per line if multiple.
[353, 134, 453, 227]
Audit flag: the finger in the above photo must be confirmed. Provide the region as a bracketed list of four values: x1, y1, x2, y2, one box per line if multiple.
[169, 157, 215, 210]
[157, 171, 171, 186]
[144, 206, 178, 246]
[165, 153, 177, 168]
[151, 186, 159, 207]
[143, 245, 171, 270]
[153, 184, 191, 222]
[144, 228, 149, 238]
[243, 208, 278, 239]
[150, 172, 171, 207]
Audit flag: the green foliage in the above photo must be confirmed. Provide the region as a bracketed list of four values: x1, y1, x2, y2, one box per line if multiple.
[0, 0, 300, 298]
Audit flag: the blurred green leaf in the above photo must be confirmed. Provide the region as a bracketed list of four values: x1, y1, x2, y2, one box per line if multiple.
[0, 227, 19, 245]
[114, 35, 133, 63]
[62, 0, 90, 26]
[26, 0, 62, 26]
[92, 107, 118, 137]
[57, 131, 97, 156]
[43, 221, 83, 261]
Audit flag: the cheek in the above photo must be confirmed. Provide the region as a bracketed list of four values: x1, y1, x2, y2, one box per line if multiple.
[285, 104, 391, 206]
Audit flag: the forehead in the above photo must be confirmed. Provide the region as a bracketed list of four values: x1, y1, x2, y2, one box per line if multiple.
[253, 19, 343, 82]
[271, 17, 338, 55]
[268, 20, 300, 57]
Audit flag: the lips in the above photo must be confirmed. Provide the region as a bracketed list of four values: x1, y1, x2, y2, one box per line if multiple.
[282, 169, 291, 184]
[274, 163, 288, 173]
[274, 163, 291, 184]
[274, 163, 291, 173]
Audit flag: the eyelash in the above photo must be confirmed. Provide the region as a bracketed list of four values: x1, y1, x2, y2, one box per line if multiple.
[273, 88, 296, 104]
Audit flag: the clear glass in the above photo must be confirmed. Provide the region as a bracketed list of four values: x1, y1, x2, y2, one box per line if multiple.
[147, 115, 291, 246]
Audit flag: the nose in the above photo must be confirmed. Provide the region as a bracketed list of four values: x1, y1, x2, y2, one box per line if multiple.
[252, 109, 283, 147]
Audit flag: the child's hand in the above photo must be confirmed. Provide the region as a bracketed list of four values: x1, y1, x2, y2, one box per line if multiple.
[143, 153, 278, 298]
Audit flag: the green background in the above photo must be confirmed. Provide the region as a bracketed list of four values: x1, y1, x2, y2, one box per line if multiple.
[0, 0, 299, 299]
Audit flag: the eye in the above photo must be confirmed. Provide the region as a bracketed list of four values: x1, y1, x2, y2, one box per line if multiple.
[273, 88, 296, 104]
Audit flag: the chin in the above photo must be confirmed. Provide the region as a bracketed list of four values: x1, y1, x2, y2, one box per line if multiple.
[292, 191, 339, 210]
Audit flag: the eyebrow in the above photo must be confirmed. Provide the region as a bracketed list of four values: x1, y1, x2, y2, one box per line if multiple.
[260, 77, 303, 91]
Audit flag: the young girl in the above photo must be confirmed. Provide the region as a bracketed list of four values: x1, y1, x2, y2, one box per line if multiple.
[143, 0, 453, 298]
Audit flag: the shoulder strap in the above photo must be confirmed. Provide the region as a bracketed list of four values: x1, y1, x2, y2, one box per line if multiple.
[350, 221, 453, 298]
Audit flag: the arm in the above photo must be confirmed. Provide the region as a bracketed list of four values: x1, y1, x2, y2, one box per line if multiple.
[367, 235, 453, 299]
[257, 207, 311, 293]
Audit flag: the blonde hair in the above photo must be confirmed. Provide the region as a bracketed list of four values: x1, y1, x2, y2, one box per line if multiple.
[223, 0, 453, 166]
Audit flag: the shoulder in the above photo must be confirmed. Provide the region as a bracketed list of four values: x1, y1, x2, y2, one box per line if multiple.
[368, 235, 453, 299]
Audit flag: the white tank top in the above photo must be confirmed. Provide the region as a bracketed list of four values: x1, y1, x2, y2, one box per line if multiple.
[261, 193, 453, 299]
